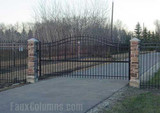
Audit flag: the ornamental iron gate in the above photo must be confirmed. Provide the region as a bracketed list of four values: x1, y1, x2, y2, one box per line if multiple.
[38, 36, 130, 80]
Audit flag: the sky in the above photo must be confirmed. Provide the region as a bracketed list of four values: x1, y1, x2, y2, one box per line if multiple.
[0, 0, 160, 31]
[114, 0, 160, 31]
[0, 0, 33, 24]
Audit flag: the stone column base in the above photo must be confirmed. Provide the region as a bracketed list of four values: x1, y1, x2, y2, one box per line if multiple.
[26, 76, 38, 83]
[129, 79, 140, 88]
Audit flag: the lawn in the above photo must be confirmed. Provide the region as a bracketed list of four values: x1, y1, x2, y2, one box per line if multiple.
[140, 67, 160, 88]
[148, 69, 160, 86]
[104, 92, 160, 113]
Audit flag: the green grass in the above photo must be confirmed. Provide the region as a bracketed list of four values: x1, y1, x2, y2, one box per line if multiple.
[104, 93, 160, 113]
[148, 69, 160, 85]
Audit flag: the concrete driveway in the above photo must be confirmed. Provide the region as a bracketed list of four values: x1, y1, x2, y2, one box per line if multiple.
[0, 78, 128, 113]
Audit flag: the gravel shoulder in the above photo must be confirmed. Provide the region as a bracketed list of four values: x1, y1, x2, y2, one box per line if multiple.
[86, 86, 151, 113]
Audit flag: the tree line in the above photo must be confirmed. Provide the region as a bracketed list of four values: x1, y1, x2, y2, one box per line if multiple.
[134, 21, 160, 42]
[0, 0, 132, 43]
[0, 19, 131, 43]
[0, 23, 33, 42]
[2, 0, 160, 43]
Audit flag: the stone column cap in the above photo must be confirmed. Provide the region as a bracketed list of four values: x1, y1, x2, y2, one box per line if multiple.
[28, 38, 39, 42]
[130, 38, 140, 42]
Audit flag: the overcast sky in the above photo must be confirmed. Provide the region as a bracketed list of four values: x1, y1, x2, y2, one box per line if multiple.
[0, 0, 160, 31]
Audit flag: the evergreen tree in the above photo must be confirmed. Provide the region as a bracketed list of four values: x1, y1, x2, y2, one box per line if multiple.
[151, 32, 155, 41]
[142, 27, 147, 41]
[147, 31, 151, 41]
[155, 32, 160, 41]
[21, 24, 27, 40]
[134, 22, 142, 39]
[0, 29, 4, 40]
[28, 29, 33, 39]
[5, 29, 12, 40]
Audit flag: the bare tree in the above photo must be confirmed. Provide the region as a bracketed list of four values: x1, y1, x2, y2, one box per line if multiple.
[0, 0, 131, 43]
[32, 0, 114, 42]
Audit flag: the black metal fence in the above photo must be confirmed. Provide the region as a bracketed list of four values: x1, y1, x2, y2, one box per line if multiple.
[0, 41, 28, 88]
[139, 42, 160, 89]
[1, 37, 160, 89]
[39, 36, 130, 79]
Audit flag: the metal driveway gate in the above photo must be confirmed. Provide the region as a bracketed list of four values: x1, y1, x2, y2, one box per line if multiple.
[38, 36, 130, 80]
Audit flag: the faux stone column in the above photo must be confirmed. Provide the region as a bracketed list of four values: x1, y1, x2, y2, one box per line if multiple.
[130, 38, 140, 88]
[27, 38, 39, 83]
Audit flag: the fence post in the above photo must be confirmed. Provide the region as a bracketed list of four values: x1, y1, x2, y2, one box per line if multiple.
[78, 41, 80, 59]
[27, 38, 39, 83]
[130, 38, 140, 88]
